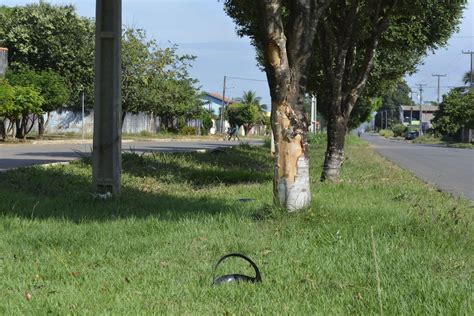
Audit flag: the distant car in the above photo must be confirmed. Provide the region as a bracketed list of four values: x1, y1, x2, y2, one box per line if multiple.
[405, 130, 419, 140]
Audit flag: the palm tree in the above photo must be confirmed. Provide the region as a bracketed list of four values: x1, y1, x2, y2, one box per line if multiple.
[237, 90, 260, 106]
[463, 71, 472, 86]
[236, 90, 269, 111]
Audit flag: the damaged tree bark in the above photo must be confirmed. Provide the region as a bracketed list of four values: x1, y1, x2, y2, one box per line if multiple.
[260, 0, 328, 211]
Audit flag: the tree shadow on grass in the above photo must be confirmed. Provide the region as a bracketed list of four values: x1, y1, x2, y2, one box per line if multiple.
[0, 146, 273, 222]
[113, 145, 272, 188]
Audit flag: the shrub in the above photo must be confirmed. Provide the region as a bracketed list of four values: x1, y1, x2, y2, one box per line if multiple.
[412, 134, 442, 144]
[379, 129, 394, 138]
[179, 126, 197, 135]
[391, 123, 407, 137]
[201, 113, 213, 136]
[139, 130, 154, 137]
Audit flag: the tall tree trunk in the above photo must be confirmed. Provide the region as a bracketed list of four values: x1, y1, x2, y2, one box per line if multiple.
[259, 0, 327, 212]
[322, 114, 348, 181]
[22, 116, 28, 141]
[15, 120, 23, 140]
[0, 120, 5, 140]
[7, 120, 15, 138]
[38, 114, 45, 139]
[121, 111, 127, 127]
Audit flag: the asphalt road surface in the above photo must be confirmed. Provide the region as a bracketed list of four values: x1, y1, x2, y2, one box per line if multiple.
[362, 133, 474, 200]
[0, 139, 263, 172]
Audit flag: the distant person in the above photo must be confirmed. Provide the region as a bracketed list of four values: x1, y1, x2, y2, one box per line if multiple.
[358, 130, 362, 138]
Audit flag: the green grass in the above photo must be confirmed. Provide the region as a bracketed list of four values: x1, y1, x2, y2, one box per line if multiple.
[0, 138, 472, 314]
[448, 142, 474, 149]
[413, 135, 474, 149]
[412, 135, 445, 145]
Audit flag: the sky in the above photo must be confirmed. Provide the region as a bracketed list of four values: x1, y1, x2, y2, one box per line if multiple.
[3, 0, 474, 106]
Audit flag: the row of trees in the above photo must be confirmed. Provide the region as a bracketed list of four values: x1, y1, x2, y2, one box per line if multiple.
[0, 3, 205, 139]
[223, 0, 466, 211]
[0, 70, 68, 140]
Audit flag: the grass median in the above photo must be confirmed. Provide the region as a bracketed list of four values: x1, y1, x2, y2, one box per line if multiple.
[0, 136, 472, 314]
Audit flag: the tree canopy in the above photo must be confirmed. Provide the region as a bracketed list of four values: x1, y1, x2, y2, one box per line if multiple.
[227, 91, 265, 135]
[0, 2, 95, 106]
[306, 0, 465, 181]
[7, 70, 69, 113]
[432, 88, 474, 137]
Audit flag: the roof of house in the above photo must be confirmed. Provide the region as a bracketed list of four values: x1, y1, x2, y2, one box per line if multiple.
[400, 105, 439, 112]
[203, 92, 235, 104]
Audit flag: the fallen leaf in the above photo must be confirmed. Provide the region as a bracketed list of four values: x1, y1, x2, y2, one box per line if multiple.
[262, 249, 272, 256]
[69, 271, 81, 277]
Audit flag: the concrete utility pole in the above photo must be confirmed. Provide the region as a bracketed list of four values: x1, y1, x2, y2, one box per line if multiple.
[462, 51, 473, 90]
[432, 74, 447, 104]
[93, 0, 122, 195]
[416, 84, 427, 136]
[220, 76, 227, 133]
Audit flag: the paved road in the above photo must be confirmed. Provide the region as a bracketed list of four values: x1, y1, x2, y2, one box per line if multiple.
[362, 133, 474, 200]
[0, 139, 263, 172]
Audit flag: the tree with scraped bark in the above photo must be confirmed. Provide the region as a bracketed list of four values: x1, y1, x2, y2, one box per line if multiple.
[309, 0, 466, 182]
[223, 0, 330, 212]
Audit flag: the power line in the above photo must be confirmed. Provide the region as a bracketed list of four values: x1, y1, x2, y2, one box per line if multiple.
[226, 76, 267, 83]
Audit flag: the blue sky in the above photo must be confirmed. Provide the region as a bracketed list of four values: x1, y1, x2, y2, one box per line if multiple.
[3, 0, 474, 105]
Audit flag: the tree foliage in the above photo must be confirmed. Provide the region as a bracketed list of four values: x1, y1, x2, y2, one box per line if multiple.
[0, 2, 94, 106]
[0, 79, 15, 119]
[432, 88, 474, 136]
[226, 102, 259, 135]
[7, 70, 69, 113]
[304, 0, 465, 181]
[121, 27, 201, 129]
[228, 90, 267, 135]
[372, 80, 413, 129]
[0, 79, 42, 119]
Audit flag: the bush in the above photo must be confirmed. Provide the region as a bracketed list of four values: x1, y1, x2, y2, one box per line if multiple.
[179, 126, 197, 135]
[412, 134, 442, 144]
[379, 129, 394, 138]
[391, 123, 407, 137]
[139, 130, 154, 137]
[201, 113, 213, 136]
